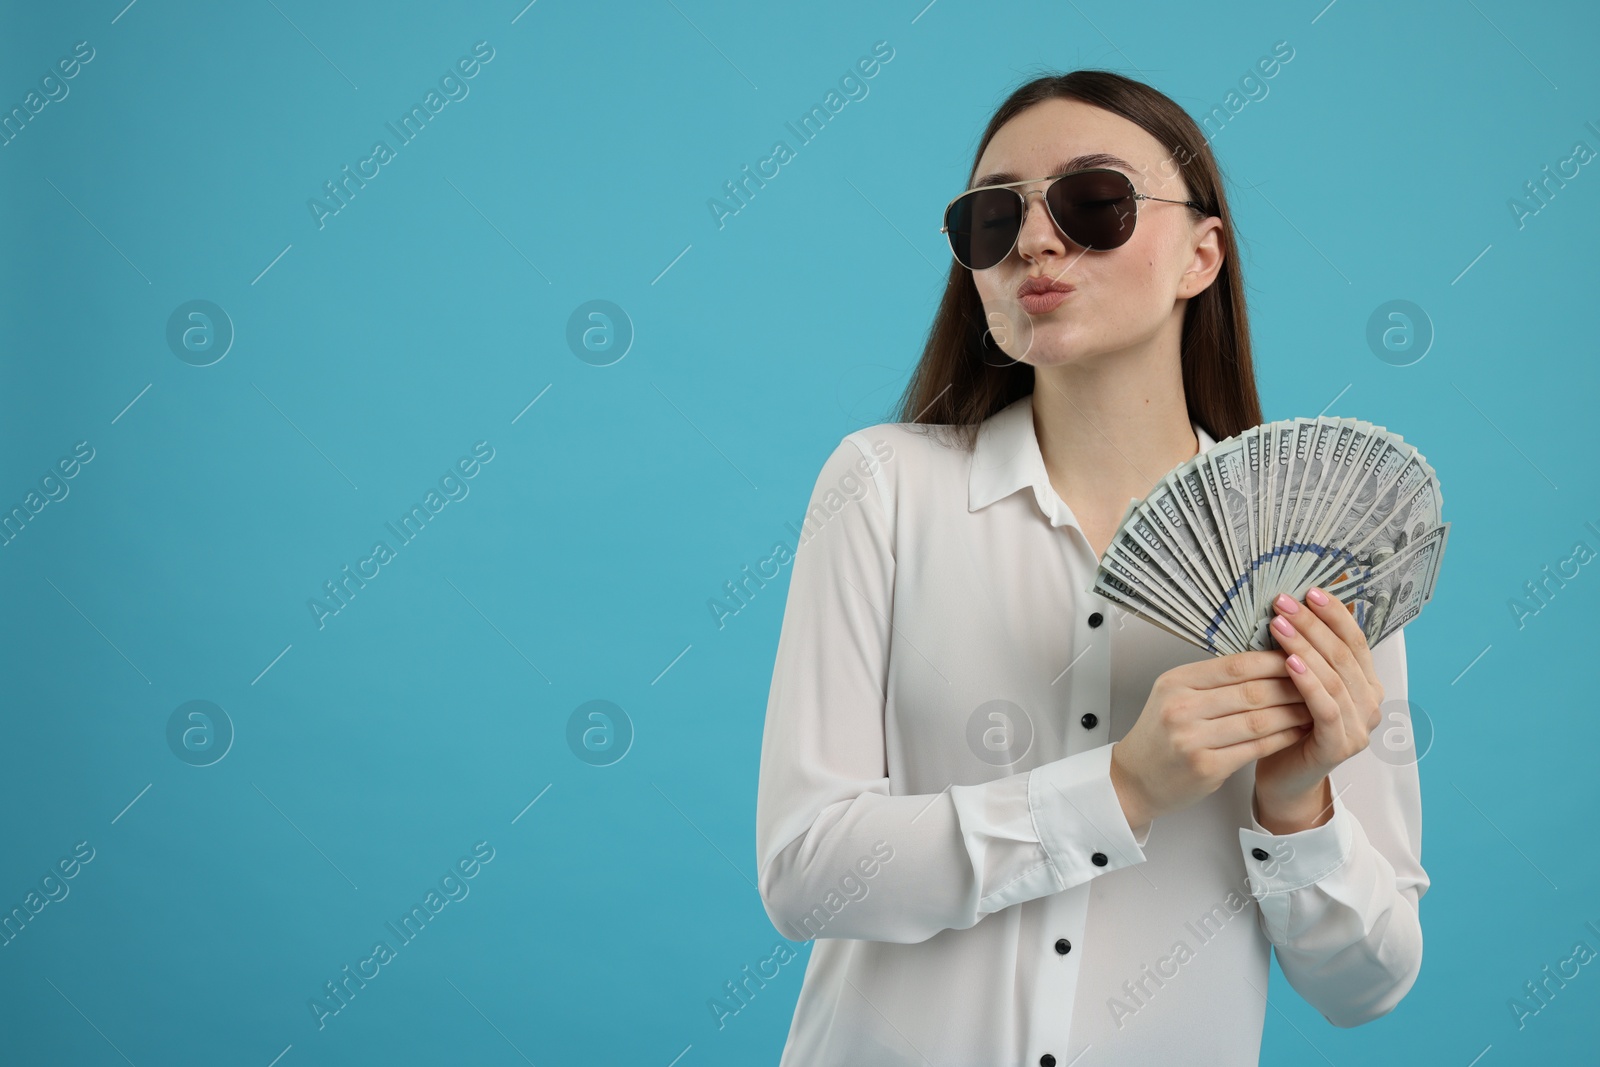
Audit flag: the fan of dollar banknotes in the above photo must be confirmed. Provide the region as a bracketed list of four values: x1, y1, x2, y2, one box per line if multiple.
[1090, 416, 1449, 656]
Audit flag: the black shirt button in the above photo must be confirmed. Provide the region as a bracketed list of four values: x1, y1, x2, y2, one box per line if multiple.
[1080, 712, 1098, 729]
[1251, 847, 1270, 861]
[1040, 1056, 1057, 1067]
[1054, 937, 1072, 955]
[1091, 852, 1108, 866]
[1087, 611, 1104, 628]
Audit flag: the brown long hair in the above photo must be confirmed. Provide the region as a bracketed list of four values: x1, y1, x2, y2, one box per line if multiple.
[893, 69, 1262, 449]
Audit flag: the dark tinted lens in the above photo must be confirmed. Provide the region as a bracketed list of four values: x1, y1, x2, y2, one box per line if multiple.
[945, 188, 1021, 270]
[1046, 170, 1137, 250]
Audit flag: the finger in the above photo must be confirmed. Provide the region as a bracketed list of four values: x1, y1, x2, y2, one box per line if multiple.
[1214, 721, 1312, 763]
[1276, 629, 1346, 751]
[1182, 650, 1291, 691]
[1272, 595, 1371, 722]
[1282, 591, 1371, 708]
[1196, 676, 1303, 718]
[1206, 702, 1312, 749]
[1304, 585, 1381, 693]
[1270, 608, 1352, 711]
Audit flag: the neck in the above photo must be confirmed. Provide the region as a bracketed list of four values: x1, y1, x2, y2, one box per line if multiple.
[1030, 327, 1198, 511]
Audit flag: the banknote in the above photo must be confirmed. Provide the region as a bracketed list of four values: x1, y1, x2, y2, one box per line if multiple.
[1089, 415, 1448, 656]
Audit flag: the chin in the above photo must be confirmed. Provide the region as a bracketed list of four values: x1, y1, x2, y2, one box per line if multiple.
[1011, 324, 1098, 366]
[1020, 349, 1093, 368]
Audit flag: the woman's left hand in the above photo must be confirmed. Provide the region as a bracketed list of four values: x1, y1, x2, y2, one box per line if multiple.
[1252, 586, 1386, 829]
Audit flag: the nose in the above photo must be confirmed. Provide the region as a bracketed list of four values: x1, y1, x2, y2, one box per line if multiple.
[1014, 187, 1080, 262]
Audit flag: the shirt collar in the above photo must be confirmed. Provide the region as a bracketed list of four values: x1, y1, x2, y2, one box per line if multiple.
[968, 391, 1217, 513]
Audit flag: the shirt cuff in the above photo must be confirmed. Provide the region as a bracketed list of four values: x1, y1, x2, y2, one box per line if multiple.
[1029, 743, 1151, 892]
[1238, 787, 1354, 896]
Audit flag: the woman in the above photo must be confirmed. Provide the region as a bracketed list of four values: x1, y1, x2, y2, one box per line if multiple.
[754, 70, 1427, 1066]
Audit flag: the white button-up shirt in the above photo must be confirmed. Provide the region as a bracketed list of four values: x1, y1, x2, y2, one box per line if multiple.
[756, 391, 1428, 1066]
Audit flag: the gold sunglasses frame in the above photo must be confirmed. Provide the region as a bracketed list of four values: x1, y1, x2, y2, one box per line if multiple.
[939, 168, 1203, 268]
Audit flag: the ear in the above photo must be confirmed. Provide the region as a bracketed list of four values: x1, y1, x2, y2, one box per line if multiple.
[1177, 216, 1225, 299]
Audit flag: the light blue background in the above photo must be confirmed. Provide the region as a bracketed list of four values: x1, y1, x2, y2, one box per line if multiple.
[2, 0, 1597, 1063]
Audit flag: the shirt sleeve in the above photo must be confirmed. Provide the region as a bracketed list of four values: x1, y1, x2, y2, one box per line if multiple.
[1236, 626, 1429, 1026]
[756, 434, 1150, 946]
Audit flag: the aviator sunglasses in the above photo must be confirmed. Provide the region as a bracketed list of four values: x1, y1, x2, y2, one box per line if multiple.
[941, 168, 1204, 271]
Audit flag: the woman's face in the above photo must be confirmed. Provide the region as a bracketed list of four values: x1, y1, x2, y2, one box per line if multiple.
[967, 98, 1221, 367]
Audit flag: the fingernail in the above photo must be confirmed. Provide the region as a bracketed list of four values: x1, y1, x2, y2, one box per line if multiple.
[1307, 587, 1329, 606]
[1274, 593, 1300, 614]
[1287, 653, 1307, 674]
[1272, 615, 1295, 638]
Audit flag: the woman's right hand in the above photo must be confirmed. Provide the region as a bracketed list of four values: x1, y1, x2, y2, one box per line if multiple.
[1109, 651, 1310, 832]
